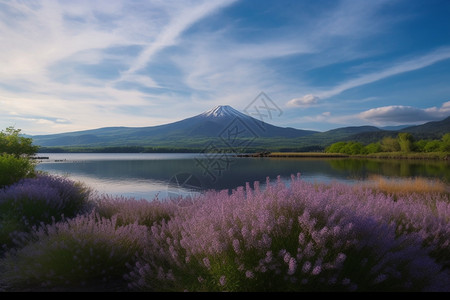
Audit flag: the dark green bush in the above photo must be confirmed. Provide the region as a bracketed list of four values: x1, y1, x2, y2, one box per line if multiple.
[0, 154, 36, 188]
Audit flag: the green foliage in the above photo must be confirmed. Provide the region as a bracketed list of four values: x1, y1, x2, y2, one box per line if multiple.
[397, 133, 415, 152]
[326, 132, 450, 156]
[0, 127, 39, 187]
[440, 133, 450, 152]
[381, 136, 400, 152]
[325, 142, 347, 153]
[0, 127, 39, 157]
[423, 140, 441, 153]
[364, 142, 382, 154]
[0, 154, 36, 188]
[414, 140, 428, 152]
[325, 142, 367, 155]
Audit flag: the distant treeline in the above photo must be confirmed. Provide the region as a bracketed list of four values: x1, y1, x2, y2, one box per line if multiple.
[325, 132, 450, 155]
[38, 146, 204, 153]
[37, 146, 269, 154]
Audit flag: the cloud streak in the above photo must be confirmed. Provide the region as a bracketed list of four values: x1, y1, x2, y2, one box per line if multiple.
[0, 0, 238, 134]
[116, 0, 237, 81]
[287, 47, 450, 107]
[358, 101, 450, 124]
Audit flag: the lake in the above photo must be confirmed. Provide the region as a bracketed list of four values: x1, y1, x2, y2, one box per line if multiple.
[36, 153, 450, 201]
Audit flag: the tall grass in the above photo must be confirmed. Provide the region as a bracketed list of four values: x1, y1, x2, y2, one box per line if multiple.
[364, 175, 448, 196]
[0, 174, 449, 291]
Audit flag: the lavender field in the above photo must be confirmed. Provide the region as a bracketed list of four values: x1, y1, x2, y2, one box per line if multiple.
[0, 173, 449, 292]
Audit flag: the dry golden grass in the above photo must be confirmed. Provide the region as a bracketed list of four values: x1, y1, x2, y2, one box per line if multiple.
[363, 175, 449, 195]
[266, 152, 349, 158]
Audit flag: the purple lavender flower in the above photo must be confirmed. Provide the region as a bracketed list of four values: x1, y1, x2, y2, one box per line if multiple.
[219, 275, 226, 286]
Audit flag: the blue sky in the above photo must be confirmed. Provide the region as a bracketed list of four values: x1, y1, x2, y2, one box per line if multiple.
[0, 0, 449, 134]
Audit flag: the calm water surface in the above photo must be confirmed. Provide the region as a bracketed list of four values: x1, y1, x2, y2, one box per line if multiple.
[36, 153, 450, 201]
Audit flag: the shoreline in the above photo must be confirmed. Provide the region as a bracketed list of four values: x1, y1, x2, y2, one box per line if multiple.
[237, 151, 449, 160]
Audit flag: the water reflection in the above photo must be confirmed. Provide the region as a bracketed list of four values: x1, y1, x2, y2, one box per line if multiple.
[328, 158, 450, 182]
[36, 154, 450, 201]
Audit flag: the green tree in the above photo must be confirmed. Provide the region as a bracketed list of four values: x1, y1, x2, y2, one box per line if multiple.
[397, 132, 415, 153]
[414, 140, 428, 152]
[326, 141, 365, 155]
[424, 140, 441, 152]
[0, 126, 39, 157]
[0, 126, 39, 187]
[347, 142, 365, 155]
[381, 136, 400, 152]
[325, 142, 347, 153]
[364, 142, 382, 154]
[440, 133, 450, 152]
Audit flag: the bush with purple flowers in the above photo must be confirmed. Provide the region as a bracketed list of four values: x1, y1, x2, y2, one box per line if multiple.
[0, 174, 91, 249]
[92, 194, 178, 227]
[0, 212, 148, 291]
[0, 174, 449, 292]
[125, 175, 449, 292]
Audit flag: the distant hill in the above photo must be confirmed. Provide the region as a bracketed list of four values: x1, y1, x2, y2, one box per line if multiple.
[346, 116, 450, 144]
[32, 106, 449, 152]
[402, 116, 450, 138]
[380, 125, 410, 131]
[33, 105, 318, 150]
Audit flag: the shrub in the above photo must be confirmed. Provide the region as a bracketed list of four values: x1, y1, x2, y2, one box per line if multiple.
[398, 133, 415, 153]
[325, 142, 347, 153]
[0, 154, 36, 188]
[381, 137, 400, 152]
[0, 174, 91, 248]
[424, 140, 441, 153]
[126, 176, 449, 292]
[0, 126, 39, 188]
[1, 175, 448, 292]
[0, 212, 148, 291]
[92, 194, 178, 227]
[441, 133, 450, 152]
[364, 142, 382, 154]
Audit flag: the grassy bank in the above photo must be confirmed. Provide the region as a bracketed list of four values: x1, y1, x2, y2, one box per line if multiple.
[240, 151, 449, 160]
[241, 152, 350, 158]
[363, 151, 449, 160]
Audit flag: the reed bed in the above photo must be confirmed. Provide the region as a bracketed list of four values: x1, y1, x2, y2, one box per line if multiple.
[363, 175, 449, 196]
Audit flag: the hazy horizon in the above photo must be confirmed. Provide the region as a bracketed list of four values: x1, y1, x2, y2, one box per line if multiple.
[29, 104, 447, 136]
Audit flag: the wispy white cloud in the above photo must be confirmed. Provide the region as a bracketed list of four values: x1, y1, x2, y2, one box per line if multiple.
[0, 0, 448, 135]
[287, 47, 450, 107]
[358, 101, 450, 124]
[0, 0, 238, 134]
[116, 0, 237, 81]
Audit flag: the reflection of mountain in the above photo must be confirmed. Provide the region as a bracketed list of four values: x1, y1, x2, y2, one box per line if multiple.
[37, 156, 450, 194]
[36, 157, 359, 192]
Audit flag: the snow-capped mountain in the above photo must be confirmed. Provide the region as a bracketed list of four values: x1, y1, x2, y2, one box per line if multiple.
[32, 105, 318, 147]
[31, 105, 449, 149]
[200, 105, 251, 119]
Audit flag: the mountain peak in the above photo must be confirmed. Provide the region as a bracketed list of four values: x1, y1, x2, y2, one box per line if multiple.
[201, 105, 247, 119]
